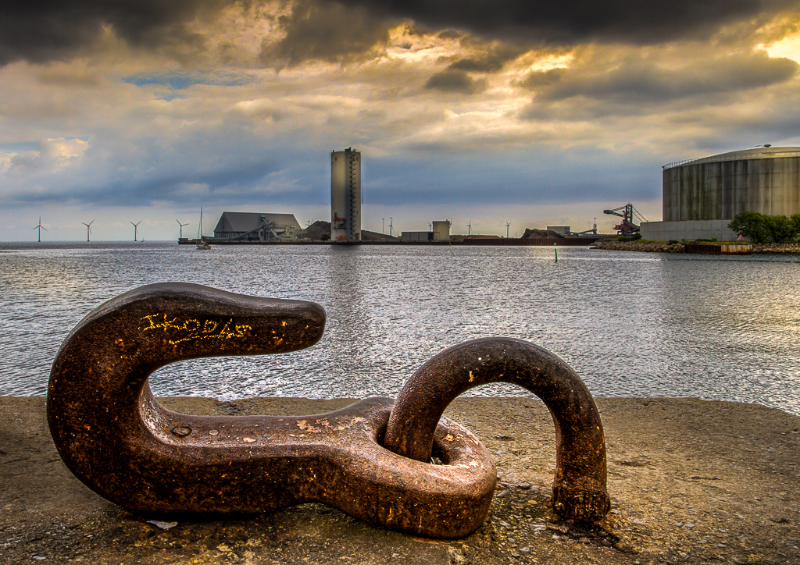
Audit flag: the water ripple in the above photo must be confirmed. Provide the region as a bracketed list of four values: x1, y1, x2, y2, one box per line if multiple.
[0, 242, 798, 416]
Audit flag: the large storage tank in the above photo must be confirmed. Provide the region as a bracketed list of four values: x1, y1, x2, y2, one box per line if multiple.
[662, 146, 800, 221]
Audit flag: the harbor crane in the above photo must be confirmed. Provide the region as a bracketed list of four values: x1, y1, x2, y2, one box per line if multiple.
[603, 203, 646, 236]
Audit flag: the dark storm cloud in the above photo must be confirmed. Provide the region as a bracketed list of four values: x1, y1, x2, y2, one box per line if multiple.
[263, 0, 395, 66]
[447, 44, 525, 72]
[0, 0, 228, 66]
[343, 0, 796, 45]
[263, 0, 799, 67]
[424, 69, 485, 94]
[5, 0, 796, 68]
[437, 30, 465, 40]
[521, 51, 798, 105]
[519, 68, 567, 89]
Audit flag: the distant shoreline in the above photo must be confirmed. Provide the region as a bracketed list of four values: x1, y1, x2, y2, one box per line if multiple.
[595, 239, 800, 253]
[178, 236, 609, 246]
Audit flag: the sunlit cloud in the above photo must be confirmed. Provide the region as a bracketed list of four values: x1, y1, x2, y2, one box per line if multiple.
[0, 0, 799, 240]
[763, 32, 800, 62]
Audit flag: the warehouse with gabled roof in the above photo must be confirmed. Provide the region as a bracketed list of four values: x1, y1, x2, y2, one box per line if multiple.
[213, 212, 302, 241]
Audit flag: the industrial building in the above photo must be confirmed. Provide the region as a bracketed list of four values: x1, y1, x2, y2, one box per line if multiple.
[401, 220, 451, 242]
[401, 231, 434, 242]
[331, 148, 361, 242]
[642, 146, 800, 241]
[213, 212, 302, 241]
[432, 221, 451, 241]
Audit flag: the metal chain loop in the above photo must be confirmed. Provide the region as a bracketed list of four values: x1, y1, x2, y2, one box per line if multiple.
[384, 337, 610, 522]
[47, 283, 609, 539]
[47, 283, 494, 538]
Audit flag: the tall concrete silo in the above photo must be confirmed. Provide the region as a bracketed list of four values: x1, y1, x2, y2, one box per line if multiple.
[331, 148, 361, 242]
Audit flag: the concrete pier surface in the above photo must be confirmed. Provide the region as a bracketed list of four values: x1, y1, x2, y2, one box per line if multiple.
[1, 396, 798, 564]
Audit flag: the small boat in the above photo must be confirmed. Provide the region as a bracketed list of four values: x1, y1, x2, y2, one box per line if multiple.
[196, 208, 211, 250]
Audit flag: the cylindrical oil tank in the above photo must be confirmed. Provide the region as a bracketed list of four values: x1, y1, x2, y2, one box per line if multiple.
[662, 147, 800, 221]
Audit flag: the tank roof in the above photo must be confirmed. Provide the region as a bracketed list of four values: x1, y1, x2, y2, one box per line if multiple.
[663, 146, 800, 169]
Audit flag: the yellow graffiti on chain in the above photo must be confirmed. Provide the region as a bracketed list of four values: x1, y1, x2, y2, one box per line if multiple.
[140, 314, 252, 345]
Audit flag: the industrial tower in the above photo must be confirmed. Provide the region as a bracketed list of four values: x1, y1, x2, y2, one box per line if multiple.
[331, 148, 361, 242]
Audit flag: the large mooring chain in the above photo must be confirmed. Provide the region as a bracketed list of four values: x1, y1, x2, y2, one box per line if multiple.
[385, 338, 610, 522]
[47, 283, 608, 539]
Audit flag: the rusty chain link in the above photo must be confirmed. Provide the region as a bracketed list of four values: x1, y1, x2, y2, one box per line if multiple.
[48, 283, 609, 539]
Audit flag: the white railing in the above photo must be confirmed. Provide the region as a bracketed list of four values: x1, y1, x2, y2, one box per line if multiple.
[662, 150, 800, 170]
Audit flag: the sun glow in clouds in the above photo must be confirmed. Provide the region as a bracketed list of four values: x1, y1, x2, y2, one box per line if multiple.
[763, 32, 800, 63]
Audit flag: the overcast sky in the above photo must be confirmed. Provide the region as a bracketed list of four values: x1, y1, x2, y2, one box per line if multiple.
[2, 0, 799, 240]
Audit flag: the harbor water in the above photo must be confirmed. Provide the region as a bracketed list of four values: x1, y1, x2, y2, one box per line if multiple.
[0, 242, 798, 416]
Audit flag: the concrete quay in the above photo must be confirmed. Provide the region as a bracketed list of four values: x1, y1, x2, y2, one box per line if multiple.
[1, 396, 798, 564]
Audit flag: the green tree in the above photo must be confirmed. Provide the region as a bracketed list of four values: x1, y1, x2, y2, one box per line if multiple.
[791, 214, 800, 236]
[766, 215, 796, 243]
[728, 211, 772, 242]
[729, 212, 800, 243]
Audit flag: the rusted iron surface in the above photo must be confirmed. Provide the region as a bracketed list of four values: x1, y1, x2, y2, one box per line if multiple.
[385, 337, 610, 522]
[684, 244, 753, 255]
[47, 283, 495, 539]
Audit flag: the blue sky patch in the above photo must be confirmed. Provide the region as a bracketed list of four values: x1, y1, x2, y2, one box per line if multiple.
[122, 71, 254, 90]
[0, 141, 40, 153]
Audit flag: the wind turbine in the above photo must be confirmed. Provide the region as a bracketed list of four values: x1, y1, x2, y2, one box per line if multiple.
[468, 219, 472, 237]
[506, 221, 511, 239]
[33, 217, 47, 242]
[82, 220, 94, 242]
[130, 221, 141, 242]
[176, 219, 189, 239]
[389, 217, 394, 237]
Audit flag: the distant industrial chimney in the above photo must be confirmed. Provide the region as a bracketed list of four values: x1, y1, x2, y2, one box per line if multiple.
[330, 148, 361, 242]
